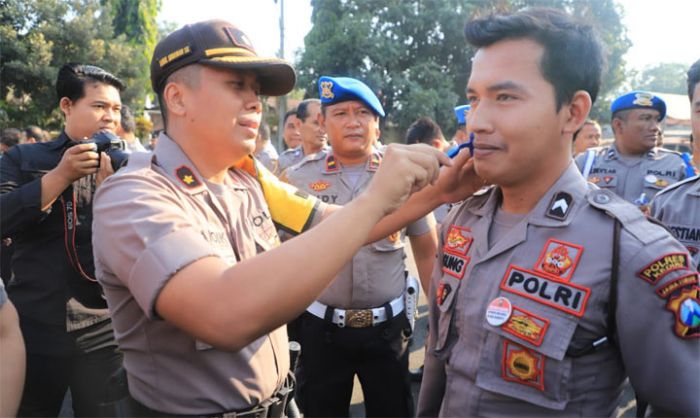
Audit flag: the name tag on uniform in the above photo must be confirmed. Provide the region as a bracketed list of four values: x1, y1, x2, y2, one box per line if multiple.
[500, 265, 590, 317]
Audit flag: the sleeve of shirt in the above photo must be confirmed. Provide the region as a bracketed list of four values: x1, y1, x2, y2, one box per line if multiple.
[234, 156, 326, 235]
[0, 146, 45, 236]
[406, 212, 434, 237]
[615, 228, 699, 416]
[93, 173, 220, 320]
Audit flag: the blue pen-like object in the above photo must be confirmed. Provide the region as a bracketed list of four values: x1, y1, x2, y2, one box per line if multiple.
[446, 132, 474, 158]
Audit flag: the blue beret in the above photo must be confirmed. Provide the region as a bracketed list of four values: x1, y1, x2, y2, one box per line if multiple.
[454, 105, 471, 125]
[611, 91, 666, 121]
[318, 76, 385, 117]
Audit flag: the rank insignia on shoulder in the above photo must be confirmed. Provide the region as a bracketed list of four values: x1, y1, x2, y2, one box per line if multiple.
[534, 239, 583, 282]
[175, 165, 202, 188]
[656, 273, 699, 299]
[444, 225, 473, 256]
[325, 154, 339, 172]
[309, 180, 331, 192]
[368, 152, 381, 171]
[502, 340, 545, 390]
[501, 306, 550, 347]
[546, 191, 573, 221]
[665, 286, 700, 338]
[637, 253, 689, 284]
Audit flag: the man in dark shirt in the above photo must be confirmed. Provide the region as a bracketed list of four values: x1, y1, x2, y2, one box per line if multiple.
[0, 63, 124, 417]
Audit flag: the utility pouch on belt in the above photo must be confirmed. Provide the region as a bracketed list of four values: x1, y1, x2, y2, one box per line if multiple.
[405, 274, 420, 331]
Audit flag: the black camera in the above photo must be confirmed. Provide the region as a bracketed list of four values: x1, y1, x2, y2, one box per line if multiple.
[85, 131, 129, 172]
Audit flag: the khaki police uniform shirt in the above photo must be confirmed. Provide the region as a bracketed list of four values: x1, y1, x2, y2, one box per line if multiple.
[284, 148, 432, 309]
[93, 134, 325, 415]
[652, 175, 700, 269]
[276, 146, 305, 176]
[575, 144, 687, 206]
[417, 163, 699, 417]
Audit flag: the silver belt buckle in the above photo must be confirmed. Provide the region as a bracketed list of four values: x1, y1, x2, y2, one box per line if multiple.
[344, 309, 373, 328]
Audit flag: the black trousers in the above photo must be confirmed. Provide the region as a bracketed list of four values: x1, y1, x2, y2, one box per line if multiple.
[17, 320, 123, 417]
[295, 311, 413, 418]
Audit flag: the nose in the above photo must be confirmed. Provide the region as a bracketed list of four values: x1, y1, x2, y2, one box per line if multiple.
[466, 103, 492, 135]
[245, 91, 262, 113]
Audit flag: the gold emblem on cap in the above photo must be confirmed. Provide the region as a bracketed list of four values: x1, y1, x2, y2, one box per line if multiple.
[633, 92, 654, 107]
[321, 81, 335, 99]
[159, 45, 192, 68]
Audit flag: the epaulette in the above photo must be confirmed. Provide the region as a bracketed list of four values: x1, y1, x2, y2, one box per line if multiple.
[586, 187, 666, 245]
[286, 149, 327, 174]
[463, 185, 495, 208]
[656, 147, 683, 157]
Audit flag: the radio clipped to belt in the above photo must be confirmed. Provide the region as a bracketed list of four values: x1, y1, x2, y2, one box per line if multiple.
[404, 273, 420, 331]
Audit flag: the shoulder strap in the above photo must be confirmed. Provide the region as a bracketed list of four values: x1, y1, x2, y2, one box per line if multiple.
[581, 149, 596, 178]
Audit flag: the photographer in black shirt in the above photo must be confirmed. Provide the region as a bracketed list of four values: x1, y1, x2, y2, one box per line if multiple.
[0, 63, 124, 417]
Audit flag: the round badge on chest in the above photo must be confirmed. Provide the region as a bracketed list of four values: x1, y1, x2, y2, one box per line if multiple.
[644, 174, 658, 184]
[485, 296, 513, 326]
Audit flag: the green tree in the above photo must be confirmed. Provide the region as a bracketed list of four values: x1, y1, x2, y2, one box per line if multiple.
[0, 0, 158, 129]
[297, 0, 631, 139]
[630, 63, 688, 95]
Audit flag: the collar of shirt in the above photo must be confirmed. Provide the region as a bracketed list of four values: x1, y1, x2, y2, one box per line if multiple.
[606, 143, 658, 161]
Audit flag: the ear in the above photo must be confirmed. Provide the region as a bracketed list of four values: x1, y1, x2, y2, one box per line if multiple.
[59, 97, 73, 117]
[163, 82, 188, 118]
[611, 117, 624, 135]
[562, 90, 592, 135]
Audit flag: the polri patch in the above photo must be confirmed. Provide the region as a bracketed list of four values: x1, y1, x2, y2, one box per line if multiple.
[656, 273, 699, 299]
[502, 340, 544, 391]
[500, 265, 590, 317]
[444, 225, 473, 256]
[534, 239, 583, 282]
[442, 253, 469, 279]
[665, 286, 700, 339]
[501, 306, 550, 347]
[175, 165, 202, 188]
[546, 191, 573, 221]
[637, 253, 689, 284]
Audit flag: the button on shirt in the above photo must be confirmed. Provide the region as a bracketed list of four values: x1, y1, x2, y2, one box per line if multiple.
[575, 144, 687, 205]
[417, 163, 699, 417]
[93, 134, 324, 415]
[284, 149, 431, 309]
[651, 175, 700, 269]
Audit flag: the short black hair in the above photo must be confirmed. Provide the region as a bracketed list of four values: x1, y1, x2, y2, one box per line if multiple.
[56, 63, 125, 104]
[296, 99, 321, 122]
[405, 117, 444, 145]
[464, 7, 605, 109]
[283, 108, 298, 124]
[1, 128, 24, 148]
[688, 59, 700, 101]
[24, 125, 44, 142]
[258, 122, 271, 141]
[119, 105, 136, 134]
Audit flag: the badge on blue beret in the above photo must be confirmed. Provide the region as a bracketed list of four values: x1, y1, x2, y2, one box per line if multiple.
[454, 105, 471, 125]
[318, 76, 385, 117]
[611, 91, 666, 121]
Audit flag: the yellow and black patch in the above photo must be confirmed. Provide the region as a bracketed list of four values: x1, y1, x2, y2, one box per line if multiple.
[656, 273, 699, 299]
[159, 45, 192, 68]
[175, 165, 201, 188]
[502, 340, 544, 391]
[638, 253, 689, 284]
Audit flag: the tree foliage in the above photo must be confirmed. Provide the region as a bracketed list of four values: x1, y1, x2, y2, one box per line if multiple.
[0, 0, 160, 130]
[629, 63, 688, 95]
[297, 0, 631, 139]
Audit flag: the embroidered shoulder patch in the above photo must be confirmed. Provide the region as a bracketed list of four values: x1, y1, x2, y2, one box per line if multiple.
[444, 225, 473, 256]
[656, 273, 699, 299]
[501, 306, 550, 347]
[175, 165, 201, 188]
[502, 340, 545, 391]
[534, 239, 583, 282]
[665, 286, 700, 339]
[638, 253, 689, 284]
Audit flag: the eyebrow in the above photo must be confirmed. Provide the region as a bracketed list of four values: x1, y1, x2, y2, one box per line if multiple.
[466, 81, 528, 95]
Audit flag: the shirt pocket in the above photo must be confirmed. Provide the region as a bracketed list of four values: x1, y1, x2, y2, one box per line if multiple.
[475, 295, 579, 411]
[643, 175, 674, 191]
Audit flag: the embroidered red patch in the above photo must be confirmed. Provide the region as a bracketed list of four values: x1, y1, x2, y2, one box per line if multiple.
[501, 306, 550, 347]
[441, 253, 469, 279]
[665, 286, 700, 339]
[175, 165, 201, 188]
[437, 282, 452, 306]
[534, 239, 583, 282]
[638, 253, 690, 284]
[308, 180, 331, 192]
[502, 340, 545, 391]
[656, 273, 699, 299]
[500, 265, 590, 317]
[444, 225, 473, 256]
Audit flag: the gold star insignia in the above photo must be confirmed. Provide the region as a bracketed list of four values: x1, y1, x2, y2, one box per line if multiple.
[182, 174, 194, 185]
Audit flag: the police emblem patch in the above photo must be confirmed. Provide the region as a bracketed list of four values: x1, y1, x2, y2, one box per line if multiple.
[502, 341, 544, 390]
[633, 92, 654, 107]
[501, 306, 550, 346]
[442, 253, 469, 279]
[320, 81, 335, 99]
[589, 176, 601, 184]
[637, 253, 690, 284]
[656, 273, 699, 299]
[309, 180, 331, 192]
[500, 265, 590, 317]
[444, 225, 473, 256]
[534, 239, 583, 281]
[546, 191, 573, 221]
[175, 165, 202, 188]
[604, 176, 614, 184]
[665, 286, 700, 338]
